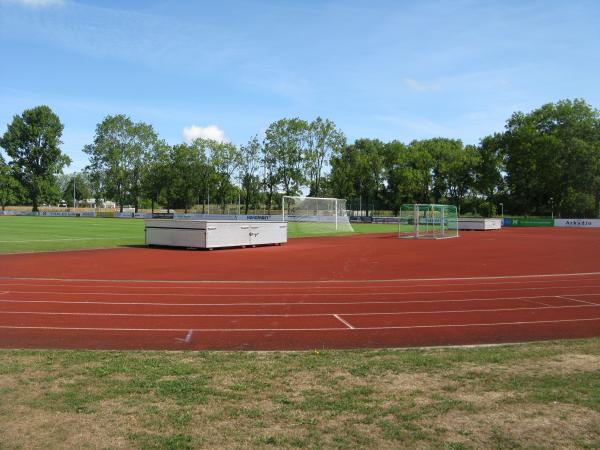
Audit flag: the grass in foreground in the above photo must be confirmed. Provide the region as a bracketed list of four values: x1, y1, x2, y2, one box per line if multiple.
[0, 216, 400, 253]
[1, 339, 599, 449]
[0, 216, 145, 253]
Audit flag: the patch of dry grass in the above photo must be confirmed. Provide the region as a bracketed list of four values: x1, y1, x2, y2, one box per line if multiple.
[1, 339, 599, 449]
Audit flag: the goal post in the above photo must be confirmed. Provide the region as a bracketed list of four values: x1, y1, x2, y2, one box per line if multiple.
[398, 204, 459, 239]
[282, 196, 354, 235]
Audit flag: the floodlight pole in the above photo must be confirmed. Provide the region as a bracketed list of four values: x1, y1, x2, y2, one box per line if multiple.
[499, 203, 504, 220]
[550, 197, 554, 219]
[73, 175, 76, 208]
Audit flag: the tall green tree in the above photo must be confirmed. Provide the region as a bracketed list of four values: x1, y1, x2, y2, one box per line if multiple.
[167, 142, 204, 212]
[128, 122, 158, 212]
[330, 139, 386, 215]
[305, 117, 345, 197]
[84, 115, 158, 212]
[141, 140, 171, 213]
[0, 154, 23, 211]
[239, 136, 262, 214]
[261, 137, 279, 214]
[497, 99, 600, 216]
[474, 134, 504, 200]
[0, 106, 71, 211]
[208, 140, 240, 213]
[264, 118, 308, 196]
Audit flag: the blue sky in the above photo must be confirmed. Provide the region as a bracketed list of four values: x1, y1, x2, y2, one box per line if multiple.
[1, 0, 599, 172]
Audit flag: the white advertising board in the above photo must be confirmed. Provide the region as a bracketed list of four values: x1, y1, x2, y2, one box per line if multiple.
[554, 218, 600, 228]
[448, 218, 502, 230]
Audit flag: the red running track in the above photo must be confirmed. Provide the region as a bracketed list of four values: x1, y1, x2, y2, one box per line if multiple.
[0, 227, 600, 350]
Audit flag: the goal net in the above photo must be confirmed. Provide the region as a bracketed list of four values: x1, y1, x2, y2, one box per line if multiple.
[398, 204, 459, 239]
[282, 196, 354, 235]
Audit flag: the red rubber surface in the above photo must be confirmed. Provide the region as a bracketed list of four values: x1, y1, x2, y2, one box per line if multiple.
[1, 227, 599, 350]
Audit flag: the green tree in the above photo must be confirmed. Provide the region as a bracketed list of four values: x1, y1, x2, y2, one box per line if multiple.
[305, 117, 345, 197]
[498, 99, 600, 216]
[239, 136, 262, 214]
[264, 118, 308, 196]
[128, 122, 159, 212]
[141, 140, 171, 213]
[261, 136, 279, 215]
[62, 172, 92, 207]
[474, 134, 504, 200]
[167, 142, 207, 213]
[208, 140, 240, 213]
[84, 115, 158, 212]
[330, 139, 385, 216]
[0, 154, 23, 210]
[0, 106, 71, 211]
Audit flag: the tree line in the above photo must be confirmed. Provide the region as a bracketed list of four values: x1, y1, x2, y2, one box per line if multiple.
[1, 99, 599, 217]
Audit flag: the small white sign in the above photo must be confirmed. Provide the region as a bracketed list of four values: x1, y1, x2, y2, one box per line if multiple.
[554, 218, 600, 228]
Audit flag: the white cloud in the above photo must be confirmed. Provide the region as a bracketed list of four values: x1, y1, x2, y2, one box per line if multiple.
[404, 78, 441, 92]
[2, 0, 65, 6]
[182, 125, 228, 143]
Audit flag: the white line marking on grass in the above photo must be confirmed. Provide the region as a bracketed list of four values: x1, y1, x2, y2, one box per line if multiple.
[5, 284, 600, 299]
[1, 317, 599, 332]
[1, 293, 599, 308]
[2, 272, 600, 285]
[0, 236, 139, 243]
[333, 314, 355, 329]
[0, 303, 597, 318]
[557, 295, 598, 306]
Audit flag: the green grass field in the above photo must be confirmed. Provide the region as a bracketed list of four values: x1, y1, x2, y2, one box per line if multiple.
[1, 339, 599, 449]
[0, 216, 400, 253]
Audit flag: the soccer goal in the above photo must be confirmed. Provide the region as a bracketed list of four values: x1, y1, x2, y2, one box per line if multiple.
[282, 196, 354, 235]
[398, 204, 459, 239]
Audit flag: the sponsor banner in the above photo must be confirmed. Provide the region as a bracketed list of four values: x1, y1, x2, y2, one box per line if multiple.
[40, 211, 77, 217]
[114, 212, 152, 219]
[504, 217, 554, 227]
[372, 216, 399, 224]
[96, 211, 116, 218]
[172, 213, 278, 221]
[152, 212, 174, 219]
[555, 218, 600, 228]
[173, 213, 208, 220]
[245, 214, 275, 221]
[1, 210, 96, 217]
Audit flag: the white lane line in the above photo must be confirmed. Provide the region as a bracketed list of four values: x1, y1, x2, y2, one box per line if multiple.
[0, 303, 597, 318]
[333, 314, 355, 329]
[2, 271, 600, 285]
[557, 295, 598, 306]
[1, 317, 599, 332]
[524, 298, 552, 307]
[4, 284, 600, 298]
[1, 293, 599, 308]
[2, 277, 600, 291]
